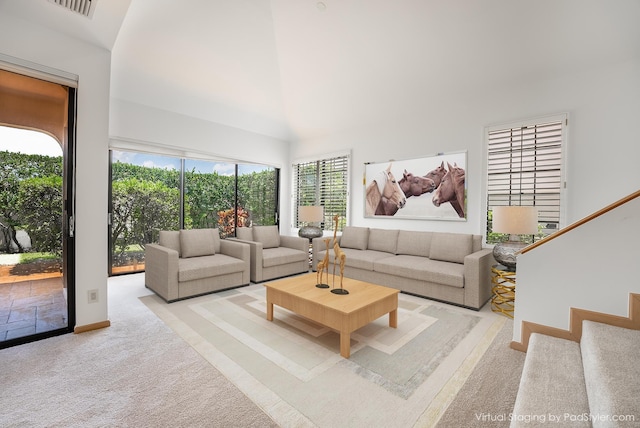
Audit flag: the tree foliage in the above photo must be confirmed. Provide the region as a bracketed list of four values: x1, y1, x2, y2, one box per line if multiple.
[17, 176, 63, 255]
[110, 161, 277, 260]
[184, 169, 235, 230]
[1, 153, 278, 264]
[111, 178, 179, 257]
[0, 151, 62, 254]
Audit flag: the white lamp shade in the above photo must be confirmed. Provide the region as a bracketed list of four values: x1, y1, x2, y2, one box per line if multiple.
[298, 206, 324, 223]
[492, 206, 538, 235]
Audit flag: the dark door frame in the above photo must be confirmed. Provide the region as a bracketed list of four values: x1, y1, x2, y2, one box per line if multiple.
[0, 72, 76, 349]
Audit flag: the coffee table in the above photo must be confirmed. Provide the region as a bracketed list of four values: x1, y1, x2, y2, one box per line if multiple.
[264, 273, 399, 358]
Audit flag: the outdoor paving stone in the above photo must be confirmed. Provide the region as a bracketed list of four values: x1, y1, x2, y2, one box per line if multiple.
[0, 318, 35, 333]
[36, 316, 67, 333]
[5, 325, 36, 340]
[1, 269, 67, 344]
[12, 294, 55, 308]
[8, 306, 36, 323]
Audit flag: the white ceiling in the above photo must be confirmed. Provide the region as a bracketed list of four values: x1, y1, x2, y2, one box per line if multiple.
[3, 0, 640, 142]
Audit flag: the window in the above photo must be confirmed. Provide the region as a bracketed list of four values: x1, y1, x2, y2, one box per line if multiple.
[485, 115, 567, 244]
[109, 149, 279, 275]
[293, 153, 349, 232]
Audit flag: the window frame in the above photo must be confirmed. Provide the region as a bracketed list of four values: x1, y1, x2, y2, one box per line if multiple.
[483, 113, 568, 244]
[292, 150, 351, 233]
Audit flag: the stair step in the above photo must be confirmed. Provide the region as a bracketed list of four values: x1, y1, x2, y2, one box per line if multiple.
[580, 321, 640, 427]
[511, 333, 590, 427]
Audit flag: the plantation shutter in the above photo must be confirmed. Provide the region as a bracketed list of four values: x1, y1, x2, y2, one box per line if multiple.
[294, 154, 349, 232]
[486, 117, 565, 242]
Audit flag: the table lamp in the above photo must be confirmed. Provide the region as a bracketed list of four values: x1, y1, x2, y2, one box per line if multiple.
[298, 206, 324, 240]
[492, 206, 538, 271]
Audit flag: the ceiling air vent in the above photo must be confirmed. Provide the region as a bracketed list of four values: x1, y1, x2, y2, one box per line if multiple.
[48, 0, 97, 19]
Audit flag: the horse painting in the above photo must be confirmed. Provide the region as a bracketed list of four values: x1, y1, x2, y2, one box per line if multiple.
[424, 161, 447, 188]
[399, 170, 436, 197]
[432, 162, 466, 218]
[365, 164, 406, 216]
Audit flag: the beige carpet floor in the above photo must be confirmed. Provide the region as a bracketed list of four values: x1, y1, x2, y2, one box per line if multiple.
[436, 321, 526, 427]
[0, 274, 277, 428]
[141, 274, 514, 427]
[0, 273, 525, 427]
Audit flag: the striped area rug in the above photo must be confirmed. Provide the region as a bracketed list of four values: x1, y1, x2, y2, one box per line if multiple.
[141, 281, 506, 428]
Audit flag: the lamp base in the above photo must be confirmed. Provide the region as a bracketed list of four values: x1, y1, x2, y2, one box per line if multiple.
[492, 240, 527, 271]
[298, 226, 323, 240]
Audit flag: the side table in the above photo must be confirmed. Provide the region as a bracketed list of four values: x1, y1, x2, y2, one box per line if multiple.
[491, 264, 516, 318]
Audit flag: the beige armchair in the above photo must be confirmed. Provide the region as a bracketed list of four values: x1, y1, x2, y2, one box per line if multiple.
[145, 228, 250, 302]
[232, 225, 309, 283]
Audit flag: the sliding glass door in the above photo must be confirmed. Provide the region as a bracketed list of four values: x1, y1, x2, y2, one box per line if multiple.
[109, 152, 180, 275]
[0, 68, 76, 348]
[109, 150, 279, 275]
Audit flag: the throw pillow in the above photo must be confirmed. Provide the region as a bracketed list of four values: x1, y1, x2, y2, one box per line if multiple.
[253, 225, 280, 249]
[209, 228, 222, 254]
[396, 230, 432, 257]
[340, 226, 369, 250]
[235, 227, 253, 241]
[159, 230, 181, 256]
[180, 229, 216, 258]
[429, 232, 472, 264]
[368, 228, 399, 254]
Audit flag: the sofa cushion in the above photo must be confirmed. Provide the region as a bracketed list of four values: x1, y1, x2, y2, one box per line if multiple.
[180, 229, 218, 258]
[374, 255, 465, 288]
[368, 228, 399, 254]
[253, 225, 280, 249]
[340, 249, 390, 270]
[429, 232, 473, 264]
[472, 235, 482, 253]
[159, 230, 181, 256]
[262, 247, 307, 268]
[340, 226, 369, 250]
[235, 227, 253, 241]
[396, 230, 432, 257]
[178, 254, 245, 282]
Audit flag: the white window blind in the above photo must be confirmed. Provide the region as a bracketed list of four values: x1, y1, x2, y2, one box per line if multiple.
[293, 154, 349, 232]
[486, 117, 566, 243]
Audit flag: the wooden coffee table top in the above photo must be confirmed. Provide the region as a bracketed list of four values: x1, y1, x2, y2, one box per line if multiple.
[264, 273, 399, 314]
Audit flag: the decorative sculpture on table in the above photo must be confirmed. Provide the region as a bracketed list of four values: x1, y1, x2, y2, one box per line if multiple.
[315, 238, 330, 288]
[314, 213, 348, 294]
[331, 225, 349, 295]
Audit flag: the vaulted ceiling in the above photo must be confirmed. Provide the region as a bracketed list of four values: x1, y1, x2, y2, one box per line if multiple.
[3, 0, 640, 142]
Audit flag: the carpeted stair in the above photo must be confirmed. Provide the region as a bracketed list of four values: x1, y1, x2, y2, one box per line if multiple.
[511, 321, 640, 427]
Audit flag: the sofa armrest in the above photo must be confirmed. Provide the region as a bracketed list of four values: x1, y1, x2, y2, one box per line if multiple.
[144, 243, 179, 302]
[220, 239, 249, 261]
[280, 235, 309, 253]
[228, 238, 263, 282]
[220, 239, 250, 284]
[463, 248, 496, 310]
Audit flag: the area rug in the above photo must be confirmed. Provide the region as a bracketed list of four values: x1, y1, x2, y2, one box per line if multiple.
[141, 281, 506, 428]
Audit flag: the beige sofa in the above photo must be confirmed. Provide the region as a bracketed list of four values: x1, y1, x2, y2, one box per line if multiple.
[145, 228, 250, 302]
[312, 226, 495, 310]
[232, 225, 309, 283]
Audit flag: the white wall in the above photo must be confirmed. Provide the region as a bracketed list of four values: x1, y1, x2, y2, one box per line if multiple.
[513, 196, 640, 343]
[290, 58, 640, 236]
[0, 15, 111, 329]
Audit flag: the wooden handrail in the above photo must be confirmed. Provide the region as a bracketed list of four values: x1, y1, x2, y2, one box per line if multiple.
[519, 189, 640, 255]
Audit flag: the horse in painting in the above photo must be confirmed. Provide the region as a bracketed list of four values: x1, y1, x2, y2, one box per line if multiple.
[399, 170, 436, 197]
[432, 162, 466, 218]
[424, 161, 447, 188]
[365, 164, 406, 216]
[397, 162, 447, 199]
